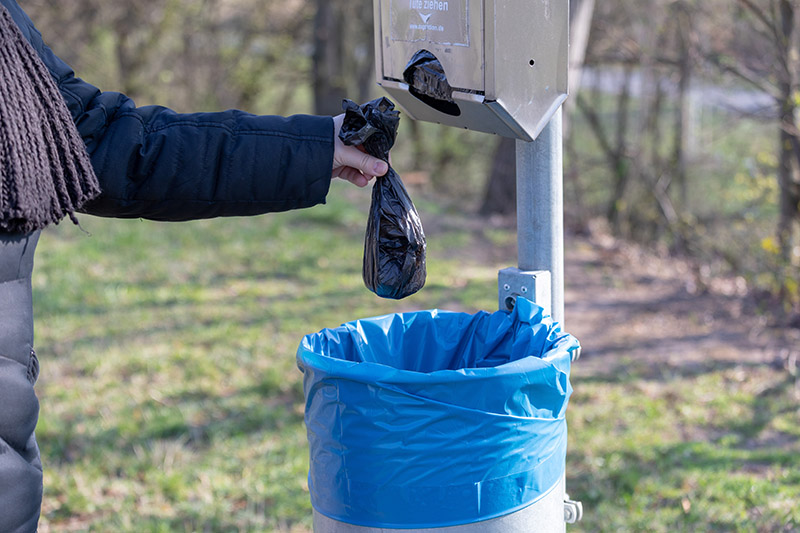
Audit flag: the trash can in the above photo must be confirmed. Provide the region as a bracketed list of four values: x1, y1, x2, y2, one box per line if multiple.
[296, 298, 579, 531]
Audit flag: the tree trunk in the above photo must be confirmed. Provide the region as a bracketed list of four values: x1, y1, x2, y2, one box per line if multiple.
[563, 0, 597, 138]
[480, 137, 517, 215]
[776, 0, 800, 259]
[312, 0, 347, 116]
[312, 1, 375, 116]
[607, 67, 633, 233]
[673, 0, 692, 211]
[350, 3, 377, 103]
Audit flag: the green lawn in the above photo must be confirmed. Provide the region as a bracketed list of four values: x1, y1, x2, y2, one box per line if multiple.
[568, 364, 800, 532]
[33, 183, 799, 532]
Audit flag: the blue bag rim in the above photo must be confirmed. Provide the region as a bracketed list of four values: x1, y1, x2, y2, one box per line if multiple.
[297, 300, 579, 381]
[297, 331, 577, 383]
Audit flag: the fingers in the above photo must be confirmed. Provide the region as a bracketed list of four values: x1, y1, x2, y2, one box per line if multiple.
[338, 145, 389, 177]
[331, 113, 388, 188]
[334, 166, 371, 188]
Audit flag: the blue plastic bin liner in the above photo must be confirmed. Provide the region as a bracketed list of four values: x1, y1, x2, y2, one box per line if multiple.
[296, 298, 578, 529]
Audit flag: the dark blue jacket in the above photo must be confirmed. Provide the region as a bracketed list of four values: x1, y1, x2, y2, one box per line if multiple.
[0, 3, 334, 531]
[1, 0, 334, 221]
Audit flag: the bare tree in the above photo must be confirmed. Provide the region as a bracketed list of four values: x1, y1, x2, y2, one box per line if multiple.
[707, 0, 800, 259]
[672, 0, 694, 209]
[312, 0, 375, 116]
[575, 66, 634, 233]
[576, 0, 690, 240]
[26, 0, 314, 113]
[479, 136, 516, 216]
[563, 0, 597, 138]
[312, 0, 347, 115]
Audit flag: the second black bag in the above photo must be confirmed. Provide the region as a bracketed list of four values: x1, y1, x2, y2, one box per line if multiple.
[339, 97, 426, 300]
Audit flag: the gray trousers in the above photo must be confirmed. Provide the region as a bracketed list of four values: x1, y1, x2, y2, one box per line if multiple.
[0, 231, 42, 533]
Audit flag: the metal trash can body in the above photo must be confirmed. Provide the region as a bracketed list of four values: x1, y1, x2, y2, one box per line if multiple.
[297, 298, 579, 530]
[312, 476, 567, 533]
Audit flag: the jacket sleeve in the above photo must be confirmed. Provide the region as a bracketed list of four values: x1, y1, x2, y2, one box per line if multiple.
[4, 0, 334, 221]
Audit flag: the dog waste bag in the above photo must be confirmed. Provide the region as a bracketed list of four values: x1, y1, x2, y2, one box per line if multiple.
[339, 97, 426, 300]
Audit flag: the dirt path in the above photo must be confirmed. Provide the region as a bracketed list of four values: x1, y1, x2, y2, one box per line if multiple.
[432, 208, 798, 371]
[563, 234, 799, 377]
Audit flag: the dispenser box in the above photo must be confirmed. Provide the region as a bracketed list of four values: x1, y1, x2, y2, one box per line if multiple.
[373, 0, 569, 141]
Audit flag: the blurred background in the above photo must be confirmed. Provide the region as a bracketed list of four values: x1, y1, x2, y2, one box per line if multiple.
[21, 0, 800, 531]
[25, 0, 800, 311]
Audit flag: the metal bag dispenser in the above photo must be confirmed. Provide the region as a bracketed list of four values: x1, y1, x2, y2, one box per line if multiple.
[373, 0, 568, 141]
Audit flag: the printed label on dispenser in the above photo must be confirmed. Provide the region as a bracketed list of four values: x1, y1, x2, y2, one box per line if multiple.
[390, 0, 469, 46]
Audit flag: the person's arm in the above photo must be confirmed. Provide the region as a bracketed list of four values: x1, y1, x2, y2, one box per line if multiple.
[75, 103, 335, 221]
[3, 0, 343, 222]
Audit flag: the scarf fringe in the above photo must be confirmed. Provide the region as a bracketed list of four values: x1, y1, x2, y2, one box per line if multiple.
[0, 5, 100, 234]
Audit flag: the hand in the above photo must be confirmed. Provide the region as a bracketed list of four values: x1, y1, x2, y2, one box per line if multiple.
[331, 114, 389, 188]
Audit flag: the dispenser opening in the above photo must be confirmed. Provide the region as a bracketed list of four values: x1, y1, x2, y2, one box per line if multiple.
[403, 50, 462, 117]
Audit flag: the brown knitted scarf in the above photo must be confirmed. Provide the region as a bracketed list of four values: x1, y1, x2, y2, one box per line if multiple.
[0, 5, 100, 234]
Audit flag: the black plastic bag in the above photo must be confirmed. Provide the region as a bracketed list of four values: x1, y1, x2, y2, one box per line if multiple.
[403, 49, 460, 117]
[339, 97, 426, 299]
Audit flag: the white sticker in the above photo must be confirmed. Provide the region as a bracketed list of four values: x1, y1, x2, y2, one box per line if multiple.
[390, 0, 469, 46]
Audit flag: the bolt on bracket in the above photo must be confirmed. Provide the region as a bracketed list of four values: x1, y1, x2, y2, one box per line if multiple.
[564, 496, 583, 524]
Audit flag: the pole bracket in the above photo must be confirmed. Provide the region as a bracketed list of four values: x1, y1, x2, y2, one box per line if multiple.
[498, 268, 551, 315]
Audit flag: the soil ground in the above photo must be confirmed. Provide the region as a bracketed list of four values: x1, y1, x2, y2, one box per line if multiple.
[433, 208, 800, 376]
[561, 229, 799, 388]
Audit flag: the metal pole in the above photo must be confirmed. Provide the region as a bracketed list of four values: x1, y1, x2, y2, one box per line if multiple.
[516, 109, 564, 325]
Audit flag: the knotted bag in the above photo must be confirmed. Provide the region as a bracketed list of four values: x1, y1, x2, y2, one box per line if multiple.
[339, 97, 426, 299]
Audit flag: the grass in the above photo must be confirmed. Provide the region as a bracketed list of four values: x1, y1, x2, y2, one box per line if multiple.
[568, 364, 800, 532]
[33, 182, 799, 532]
[33, 182, 497, 532]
